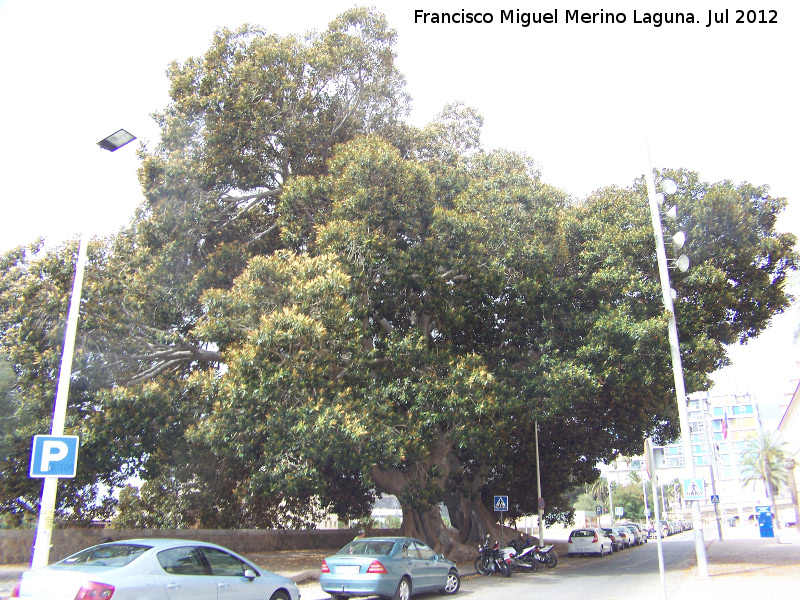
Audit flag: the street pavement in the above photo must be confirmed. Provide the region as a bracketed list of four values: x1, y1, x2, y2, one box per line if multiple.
[665, 525, 800, 600]
[1, 524, 798, 599]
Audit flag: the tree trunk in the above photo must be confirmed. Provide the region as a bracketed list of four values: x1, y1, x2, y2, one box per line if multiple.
[368, 439, 496, 562]
[442, 488, 497, 546]
[398, 504, 476, 563]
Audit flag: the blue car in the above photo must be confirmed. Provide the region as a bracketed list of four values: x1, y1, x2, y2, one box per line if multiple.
[320, 536, 460, 600]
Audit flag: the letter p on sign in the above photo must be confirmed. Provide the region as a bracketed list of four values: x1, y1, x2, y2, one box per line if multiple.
[30, 435, 79, 478]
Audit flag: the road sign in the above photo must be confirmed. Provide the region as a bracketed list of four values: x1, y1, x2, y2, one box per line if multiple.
[30, 435, 79, 478]
[494, 496, 508, 512]
[596, 505, 603, 515]
[683, 478, 705, 501]
[538, 497, 545, 511]
[710, 494, 720, 504]
[615, 506, 624, 516]
[643, 438, 656, 480]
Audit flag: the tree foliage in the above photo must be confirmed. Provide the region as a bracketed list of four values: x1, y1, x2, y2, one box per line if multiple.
[0, 8, 796, 557]
[740, 428, 789, 525]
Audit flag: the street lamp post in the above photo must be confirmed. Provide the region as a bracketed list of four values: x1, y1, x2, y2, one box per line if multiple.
[30, 130, 136, 570]
[534, 421, 545, 544]
[643, 151, 709, 577]
[699, 395, 724, 540]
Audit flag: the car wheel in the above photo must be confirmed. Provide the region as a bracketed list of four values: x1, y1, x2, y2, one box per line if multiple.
[392, 577, 411, 600]
[440, 570, 460, 595]
[269, 592, 290, 600]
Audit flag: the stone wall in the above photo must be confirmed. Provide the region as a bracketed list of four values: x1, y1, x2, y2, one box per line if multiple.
[0, 528, 369, 565]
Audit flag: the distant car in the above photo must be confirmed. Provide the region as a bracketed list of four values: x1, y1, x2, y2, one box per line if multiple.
[600, 528, 623, 552]
[320, 536, 460, 600]
[566, 528, 613, 557]
[10, 538, 300, 600]
[612, 526, 633, 548]
[622, 523, 645, 545]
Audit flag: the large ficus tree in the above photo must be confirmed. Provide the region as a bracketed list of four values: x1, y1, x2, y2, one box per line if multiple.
[0, 8, 796, 560]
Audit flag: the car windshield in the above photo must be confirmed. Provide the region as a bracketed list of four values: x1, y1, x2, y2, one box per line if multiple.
[571, 530, 595, 538]
[337, 540, 395, 556]
[58, 544, 151, 567]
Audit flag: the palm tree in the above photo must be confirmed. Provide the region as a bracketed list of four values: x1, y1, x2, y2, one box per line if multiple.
[739, 429, 789, 528]
[589, 477, 609, 507]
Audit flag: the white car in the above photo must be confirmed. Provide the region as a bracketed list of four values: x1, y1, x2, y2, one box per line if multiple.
[11, 538, 300, 600]
[566, 528, 613, 557]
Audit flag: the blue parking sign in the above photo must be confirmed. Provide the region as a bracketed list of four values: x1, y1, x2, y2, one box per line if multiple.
[30, 435, 79, 478]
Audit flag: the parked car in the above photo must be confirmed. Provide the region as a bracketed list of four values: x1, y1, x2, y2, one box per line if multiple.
[10, 538, 300, 600]
[622, 523, 646, 545]
[566, 528, 613, 557]
[612, 526, 633, 548]
[600, 528, 623, 552]
[320, 536, 460, 600]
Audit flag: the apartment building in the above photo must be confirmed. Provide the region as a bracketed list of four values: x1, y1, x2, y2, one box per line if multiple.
[603, 392, 764, 520]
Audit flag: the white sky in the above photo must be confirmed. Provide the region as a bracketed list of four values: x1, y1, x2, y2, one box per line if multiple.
[1, 0, 798, 427]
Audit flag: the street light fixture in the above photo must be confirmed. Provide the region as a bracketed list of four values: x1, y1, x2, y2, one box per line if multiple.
[96, 129, 136, 152]
[643, 148, 709, 578]
[30, 129, 135, 570]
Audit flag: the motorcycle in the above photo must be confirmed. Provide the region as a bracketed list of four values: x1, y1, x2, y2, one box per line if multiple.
[533, 544, 559, 568]
[474, 535, 512, 577]
[506, 537, 540, 572]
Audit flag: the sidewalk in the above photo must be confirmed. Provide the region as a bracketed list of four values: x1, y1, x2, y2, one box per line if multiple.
[667, 525, 800, 600]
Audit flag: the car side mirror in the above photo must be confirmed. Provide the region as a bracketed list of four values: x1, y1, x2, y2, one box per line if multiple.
[436, 553, 445, 561]
[243, 569, 257, 581]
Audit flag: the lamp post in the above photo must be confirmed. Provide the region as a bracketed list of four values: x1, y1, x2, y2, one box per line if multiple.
[786, 456, 799, 529]
[643, 150, 709, 577]
[698, 394, 724, 540]
[30, 130, 136, 570]
[534, 421, 545, 544]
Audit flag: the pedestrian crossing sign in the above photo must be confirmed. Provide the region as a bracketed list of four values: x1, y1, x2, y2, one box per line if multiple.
[494, 496, 508, 511]
[683, 478, 704, 500]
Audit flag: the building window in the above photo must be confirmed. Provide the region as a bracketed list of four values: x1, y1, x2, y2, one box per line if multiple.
[740, 417, 755, 428]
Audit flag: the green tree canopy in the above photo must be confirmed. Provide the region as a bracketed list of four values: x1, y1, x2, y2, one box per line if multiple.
[0, 8, 796, 560]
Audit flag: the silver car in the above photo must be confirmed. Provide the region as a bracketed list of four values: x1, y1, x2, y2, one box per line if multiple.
[10, 538, 300, 600]
[621, 523, 645, 545]
[320, 536, 460, 600]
